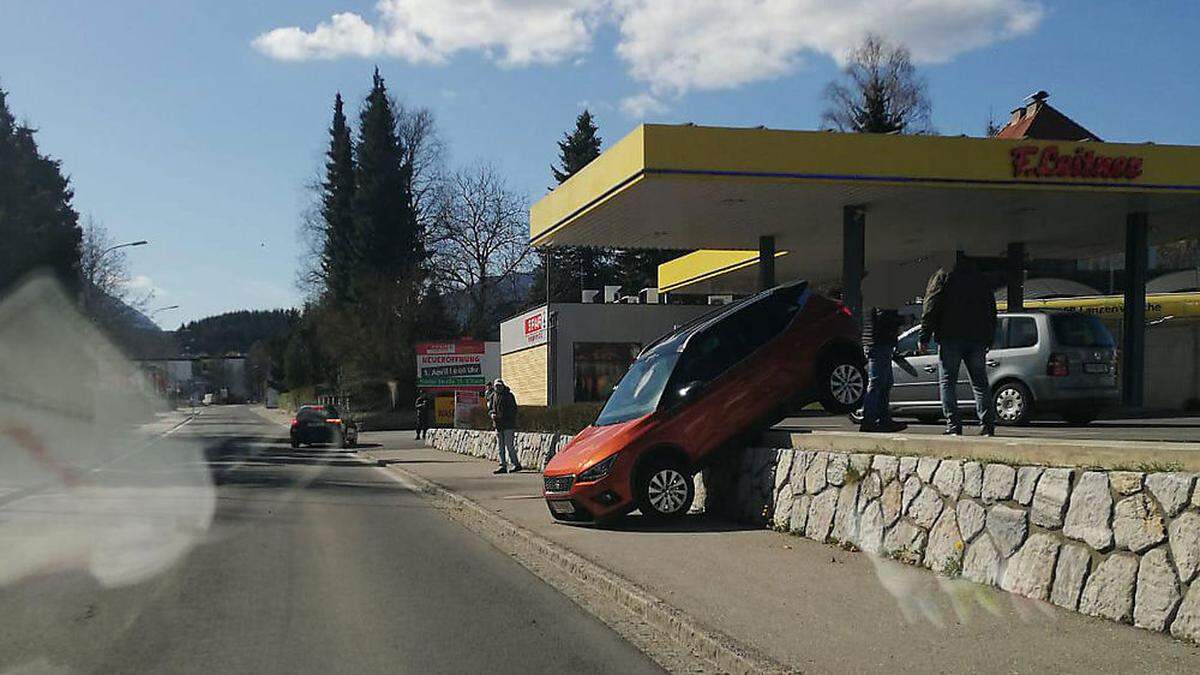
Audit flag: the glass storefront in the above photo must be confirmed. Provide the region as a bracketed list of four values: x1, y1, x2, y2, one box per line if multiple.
[573, 342, 641, 402]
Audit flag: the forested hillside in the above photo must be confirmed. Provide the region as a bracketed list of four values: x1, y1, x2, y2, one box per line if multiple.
[177, 309, 297, 355]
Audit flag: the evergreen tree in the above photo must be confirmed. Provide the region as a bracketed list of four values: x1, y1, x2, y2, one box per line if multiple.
[533, 109, 611, 304]
[320, 93, 358, 303]
[353, 68, 420, 280]
[0, 86, 82, 295]
[616, 248, 685, 295]
[417, 284, 457, 339]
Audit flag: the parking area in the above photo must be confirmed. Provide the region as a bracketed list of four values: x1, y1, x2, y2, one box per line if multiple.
[779, 411, 1200, 443]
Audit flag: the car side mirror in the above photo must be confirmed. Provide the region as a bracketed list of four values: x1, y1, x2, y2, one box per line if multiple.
[677, 380, 705, 403]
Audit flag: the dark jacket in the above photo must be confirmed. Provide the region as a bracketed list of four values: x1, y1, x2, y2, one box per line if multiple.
[869, 308, 905, 347]
[491, 386, 517, 430]
[920, 268, 997, 345]
[415, 394, 431, 420]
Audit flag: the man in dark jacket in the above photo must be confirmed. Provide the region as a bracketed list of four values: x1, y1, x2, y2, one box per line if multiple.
[414, 391, 432, 440]
[860, 308, 907, 433]
[490, 379, 522, 474]
[920, 258, 998, 436]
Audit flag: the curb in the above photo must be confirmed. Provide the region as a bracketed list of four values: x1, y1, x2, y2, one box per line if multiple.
[360, 447, 790, 675]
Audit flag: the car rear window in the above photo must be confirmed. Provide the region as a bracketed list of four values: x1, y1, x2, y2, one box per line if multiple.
[297, 406, 328, 421]
[1051, 314, 1115, 348]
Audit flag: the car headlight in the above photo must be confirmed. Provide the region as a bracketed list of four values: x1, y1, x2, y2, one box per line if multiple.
[577, 454, 618, 482]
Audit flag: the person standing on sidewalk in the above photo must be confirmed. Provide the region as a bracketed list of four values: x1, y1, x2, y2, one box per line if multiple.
[414, 391, 432, 441]
[919, 257, 998, 436]
[860, 308, 907, 433]
[490, 379, 522, 474]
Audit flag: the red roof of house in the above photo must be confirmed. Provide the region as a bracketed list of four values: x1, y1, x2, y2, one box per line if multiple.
[994, 93, 1102, 142]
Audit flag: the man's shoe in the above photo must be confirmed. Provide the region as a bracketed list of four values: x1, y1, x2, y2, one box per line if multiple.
[511, 464, 523, 473]
[944, 427, 962, 436]
[858, 422, 878, 432]
[979, 425, 996, 437]
[493, 467, 508, 474]
[877, 420, 908, 433]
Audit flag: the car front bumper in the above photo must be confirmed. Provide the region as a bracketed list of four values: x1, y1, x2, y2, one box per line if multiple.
[543, 474, 631, 522]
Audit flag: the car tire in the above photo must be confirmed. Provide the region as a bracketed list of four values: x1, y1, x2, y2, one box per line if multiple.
[1062, 409, 1098, 426]
[817, 352, 866, 414]
[993, 381, 1033, 426]
[636, 458, 694, 520]
[290, 438, 299, 448]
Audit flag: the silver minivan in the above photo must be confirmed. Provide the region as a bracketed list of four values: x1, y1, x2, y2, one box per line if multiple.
[879, 311, 1120, 425]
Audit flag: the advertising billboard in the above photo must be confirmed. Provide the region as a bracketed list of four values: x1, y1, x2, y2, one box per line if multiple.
[416, 339, 486, 391]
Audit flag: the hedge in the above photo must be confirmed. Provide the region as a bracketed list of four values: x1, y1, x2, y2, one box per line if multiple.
[467, 402, 603, 436]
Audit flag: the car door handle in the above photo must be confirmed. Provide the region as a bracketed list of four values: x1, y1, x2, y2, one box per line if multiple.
[922, 365, 938, 373]
[986, 359, 999, 367]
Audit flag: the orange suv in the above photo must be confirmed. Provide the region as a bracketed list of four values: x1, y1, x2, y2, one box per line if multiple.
[542, 281, 864, 522]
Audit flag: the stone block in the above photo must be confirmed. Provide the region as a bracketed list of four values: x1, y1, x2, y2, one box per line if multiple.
[772, 483, 794, 529]
[859, 500, 884, 554]
[901, 475, 922, 514]
[963, 461, 983, 499]
[1170, 580, 1200, 642]
[806, 489, 837, 542]
[1134, 547, 1182, 632]
[924, 508, 964, 574]
[1051, 542, 1092, 611]
[1064, 471, 1114, 551]
[982, 464, 1016, 504]
[1031, 468, 1072, 530]
[916, 457, 939, 483]
[790, 451, 811, 494]
[957, 499, 986, 543]
[932, 460, 964, 500]
[1109, 471, 1143, 496]
[1079, 553, 1139, 623]
[1014, 466, 1043, 505]
[908, 486, 944, 530]
[872, 455, 899, 485]
[774, 449, 794, 492]
[1113, 493, 1166, 553]
[1169, 510, 1200, 583]
[898, 456, 918, 481]
[883, 521, 927, 564]
[827, 453, 849, 486]
[1146, 472, 1195, 517]
[830, 483, 860, 545]
[1001, 532, 1060, 601]
[986, 504, 1029, 558]
[850, 453, 872, 479]
[858, 472, 882, 512]
[962, 534, 1001, 586]
[881, 480, 902, 528]
[790, 494, 810, 535]
[806, 453, 828, 495]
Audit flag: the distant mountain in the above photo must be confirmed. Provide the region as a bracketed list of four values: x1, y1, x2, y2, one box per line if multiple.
[176, 309, 298, 355]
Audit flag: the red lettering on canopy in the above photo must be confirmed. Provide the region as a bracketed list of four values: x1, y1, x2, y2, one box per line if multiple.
[1010, 145, 1143, 182]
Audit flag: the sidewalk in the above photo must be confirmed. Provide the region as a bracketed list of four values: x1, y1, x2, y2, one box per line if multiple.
[362, 430, 1198, 673]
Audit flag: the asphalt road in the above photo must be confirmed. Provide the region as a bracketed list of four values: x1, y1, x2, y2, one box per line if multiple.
[0, 405, 660, 675]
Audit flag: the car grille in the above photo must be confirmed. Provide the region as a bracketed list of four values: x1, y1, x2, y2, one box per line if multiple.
[544, 475, 574, 493]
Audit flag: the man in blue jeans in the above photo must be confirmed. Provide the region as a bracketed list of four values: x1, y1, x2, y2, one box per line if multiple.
[920, 258, 998, 436]
[861, 308, 907, 433]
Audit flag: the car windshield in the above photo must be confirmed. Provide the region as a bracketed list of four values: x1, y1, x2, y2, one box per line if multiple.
[1051, 314, 1116, 348]
[593, 352, 680, 426]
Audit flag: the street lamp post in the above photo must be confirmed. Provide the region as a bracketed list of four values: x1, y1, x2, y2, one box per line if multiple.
[83, 240, 148, 312]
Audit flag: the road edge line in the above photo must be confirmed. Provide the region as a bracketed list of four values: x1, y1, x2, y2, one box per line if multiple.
[362, 448, 790, 675]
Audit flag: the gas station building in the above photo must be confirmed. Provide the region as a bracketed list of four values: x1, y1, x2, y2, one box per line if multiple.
[530, 107, 1200, 409]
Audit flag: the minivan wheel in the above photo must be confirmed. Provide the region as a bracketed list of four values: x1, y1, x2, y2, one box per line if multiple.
[993, 381, 1033, 426]
[818, 354, 866, 414]
[636, 459, 694, 520]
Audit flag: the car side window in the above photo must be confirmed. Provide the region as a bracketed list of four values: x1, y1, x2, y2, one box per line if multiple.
[992, 318, 1008, 349]
[1006, 317, 1038, 348]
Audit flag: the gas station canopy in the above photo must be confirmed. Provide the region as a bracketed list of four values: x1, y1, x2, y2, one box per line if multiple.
[529, 124, 1200, 294]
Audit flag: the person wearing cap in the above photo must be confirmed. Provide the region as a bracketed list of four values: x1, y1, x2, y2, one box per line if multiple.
[414, 390, 432, 440]
[490, 379, 521, 473]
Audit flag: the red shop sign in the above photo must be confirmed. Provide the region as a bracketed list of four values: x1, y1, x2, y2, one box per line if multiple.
[1010, 145, 1143, 181]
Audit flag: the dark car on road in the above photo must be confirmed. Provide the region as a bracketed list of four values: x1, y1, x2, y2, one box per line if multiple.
[542, 281, 864, 523]
[290, 404, 358, 448]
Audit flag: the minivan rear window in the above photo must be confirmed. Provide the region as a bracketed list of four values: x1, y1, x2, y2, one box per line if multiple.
[1051, 314, 1115, 348]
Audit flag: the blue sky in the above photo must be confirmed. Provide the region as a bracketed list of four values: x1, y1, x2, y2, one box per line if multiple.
[2, 1, 1198, 326]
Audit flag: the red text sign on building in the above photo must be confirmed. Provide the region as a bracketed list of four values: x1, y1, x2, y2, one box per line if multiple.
[1010, 145, 1144, 181]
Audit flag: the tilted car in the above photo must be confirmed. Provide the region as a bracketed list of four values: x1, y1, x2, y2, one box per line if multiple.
[856, 311, 1119, 426]
[290, 404, 359, 448]
[542, 281, 864, 523]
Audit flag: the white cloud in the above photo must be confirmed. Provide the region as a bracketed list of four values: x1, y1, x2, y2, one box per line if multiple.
[127, 274, 167, 299]
[254, 1, 1044, 114]
[253, 0, 603, 66]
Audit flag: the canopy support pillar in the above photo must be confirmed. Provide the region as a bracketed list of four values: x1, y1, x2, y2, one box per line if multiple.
[843, 206, 866, 331]
[1122, 212, 1148, 407]
[758, 236, 776, 290]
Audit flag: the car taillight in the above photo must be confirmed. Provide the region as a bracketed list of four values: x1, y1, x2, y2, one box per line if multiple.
[1047, 353, 1069, 377]
[836, 304, 852, 318]
[325, 418, 342, 424]
[290, 418, 298, 426]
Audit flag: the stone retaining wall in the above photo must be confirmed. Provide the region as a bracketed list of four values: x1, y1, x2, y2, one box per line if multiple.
[424, 428, 573, 471]
[424, 428, 1200, 643]
[720, 446, 1200, 643]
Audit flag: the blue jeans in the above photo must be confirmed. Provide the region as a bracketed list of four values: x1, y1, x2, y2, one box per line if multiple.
[862, 343, 895, 425]
[937, 340, 993, 430]
[496, 428, 519, 468]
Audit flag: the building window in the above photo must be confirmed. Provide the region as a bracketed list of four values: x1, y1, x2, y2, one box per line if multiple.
[573, 343, 642, 402]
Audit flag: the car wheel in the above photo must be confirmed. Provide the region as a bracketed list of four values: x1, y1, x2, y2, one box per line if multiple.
[818, 354, 866, 414]
[290, 438, 299, 448]
[636, 459, 694, 520]
[993, 381, 1033, 426]
[1062, 409, 1098, 426]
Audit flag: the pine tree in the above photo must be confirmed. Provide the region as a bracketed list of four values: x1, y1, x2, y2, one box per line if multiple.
[533, 109, 611, 304]
[616, 248, 685, 295]
[353, 68, 420, 280]
[320, 93, 358, 303]
[0, 86, 82, 295]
